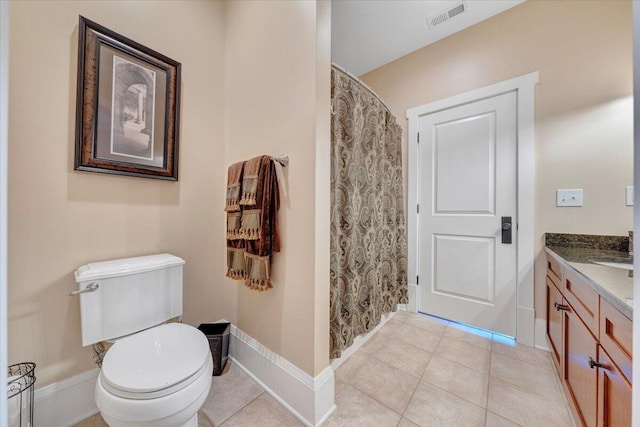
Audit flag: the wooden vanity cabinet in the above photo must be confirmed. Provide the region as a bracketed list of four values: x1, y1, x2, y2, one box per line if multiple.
[546, 251, 632, 427]
[563, 304, 598, 427]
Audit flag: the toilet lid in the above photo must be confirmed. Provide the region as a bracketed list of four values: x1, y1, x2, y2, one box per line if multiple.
[101, 323, 209, 395]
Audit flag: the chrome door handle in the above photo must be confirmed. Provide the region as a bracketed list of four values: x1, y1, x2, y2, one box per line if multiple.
[69, 282, 99, 296]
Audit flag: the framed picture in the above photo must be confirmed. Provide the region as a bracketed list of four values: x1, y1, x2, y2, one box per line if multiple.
[75, 16, 181, 181]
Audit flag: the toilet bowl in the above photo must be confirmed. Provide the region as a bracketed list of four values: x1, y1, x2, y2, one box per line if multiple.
[95, 323, 213, 427]
[74, 254, 212, 427]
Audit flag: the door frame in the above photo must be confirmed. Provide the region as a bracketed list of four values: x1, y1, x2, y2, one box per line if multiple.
[1, 0, 9, 423]
[406, 72, 539, 345]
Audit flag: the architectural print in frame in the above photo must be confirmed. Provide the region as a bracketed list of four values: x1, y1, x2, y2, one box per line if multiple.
[75, 16, 181, 180]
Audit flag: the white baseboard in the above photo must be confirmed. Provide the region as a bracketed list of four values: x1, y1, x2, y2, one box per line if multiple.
[32, 368, 99, 427]
[29, 323, 338, 427]
[534, 317, 550, 352]
[407, 284, 418, 313]
[516, 305, 535, 346]
[229, 325, 336, 427]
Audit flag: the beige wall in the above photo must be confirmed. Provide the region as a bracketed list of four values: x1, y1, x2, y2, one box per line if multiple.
[8, 0, 331, 388]
[224, 0, 330, 376]
[360, 1, 633, 322]
[8, 0, 228, 387]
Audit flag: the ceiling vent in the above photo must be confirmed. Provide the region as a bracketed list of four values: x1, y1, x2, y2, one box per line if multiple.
[427, 2, 468, 29]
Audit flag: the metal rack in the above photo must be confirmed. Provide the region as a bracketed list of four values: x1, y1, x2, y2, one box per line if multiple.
[8, 362, 36, 427]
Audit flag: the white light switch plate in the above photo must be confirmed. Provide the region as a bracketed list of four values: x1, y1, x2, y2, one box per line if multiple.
[626, 186, 634, 206]
[556, 189, 583, 207]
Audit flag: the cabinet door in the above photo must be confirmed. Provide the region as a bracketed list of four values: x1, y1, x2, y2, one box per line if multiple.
[564, 306, 598, 427]
[546, 277, 564, 374]
[597, 347, 631, 427]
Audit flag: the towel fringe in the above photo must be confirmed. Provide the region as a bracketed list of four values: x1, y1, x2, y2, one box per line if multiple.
[238, 228, 260, 240]
[226, 269, 246, 280]
[244, 278, 273, 291]
[226, 230, 245, 240]
[239, 194, 257, 206]
[225, 200, 240, 212]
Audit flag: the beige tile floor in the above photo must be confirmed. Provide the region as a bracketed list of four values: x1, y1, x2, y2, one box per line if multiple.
[75, 311, 574, 427]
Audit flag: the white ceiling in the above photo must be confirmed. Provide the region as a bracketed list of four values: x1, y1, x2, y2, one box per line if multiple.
[331, 0, 526, 76]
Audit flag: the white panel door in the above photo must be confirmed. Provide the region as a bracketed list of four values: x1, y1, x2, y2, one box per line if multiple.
[418, 91, 517, 337]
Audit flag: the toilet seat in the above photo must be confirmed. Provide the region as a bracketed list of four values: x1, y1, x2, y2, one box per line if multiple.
[96, 323, 213, 427]
[101, 354, 211, 400]
[101, 323, 210, 399]
[96, 355, 213, 427]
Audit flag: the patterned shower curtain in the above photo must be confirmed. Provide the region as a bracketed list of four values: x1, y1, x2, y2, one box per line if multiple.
[329, 66, 408, 359]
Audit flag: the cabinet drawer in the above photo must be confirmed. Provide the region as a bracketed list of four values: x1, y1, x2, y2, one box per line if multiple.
[547, 254, 563, 287]
[564, 268, 599, 339]
[600, 298, 632, 383]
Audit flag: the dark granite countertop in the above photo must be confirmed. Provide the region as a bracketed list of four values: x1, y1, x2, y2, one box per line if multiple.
[545, 245, 633, 320]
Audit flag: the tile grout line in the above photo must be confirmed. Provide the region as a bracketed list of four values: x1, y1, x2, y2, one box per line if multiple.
[397, 328, 442, 426]
[418, 341, 491, 412]
[487, 337, 526, 426]
[418, 374, 489, 412]
[443, 322, 494, 351]
[489, 337, 561, 427]
[354, 313, 436, 422]
[422, 334, 492, 410]
[405, 313, 500, 418]
[394, 311, 414, 427]
[199, 409, 215, 427]
[488, 362, 569, 404]
[484, 333, 494, 427]
[218, 387, 266, 426]
[348, 312, 567, 427]
[356, 316, 424, 420]
[491, 341, 555, 370]
[431, 339, 492, 375]
[547, 352, 579, 427]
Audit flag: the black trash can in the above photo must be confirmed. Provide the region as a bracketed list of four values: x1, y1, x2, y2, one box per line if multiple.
[198, 323, 230, 376]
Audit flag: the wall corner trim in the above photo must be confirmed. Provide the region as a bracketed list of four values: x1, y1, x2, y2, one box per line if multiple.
[229, 323, 336, 427]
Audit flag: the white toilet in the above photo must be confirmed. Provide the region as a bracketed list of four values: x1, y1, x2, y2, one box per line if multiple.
[74, 254, 213, 427]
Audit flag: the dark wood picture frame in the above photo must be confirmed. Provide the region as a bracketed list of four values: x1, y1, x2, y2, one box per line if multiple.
[75, 16, 181, 181]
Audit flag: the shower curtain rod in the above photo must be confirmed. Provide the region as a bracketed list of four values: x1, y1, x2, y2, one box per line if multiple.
[331, 62, 392, 113]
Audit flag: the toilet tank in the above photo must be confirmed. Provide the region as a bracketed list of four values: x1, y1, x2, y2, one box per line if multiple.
[74, 254, 185, 347]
